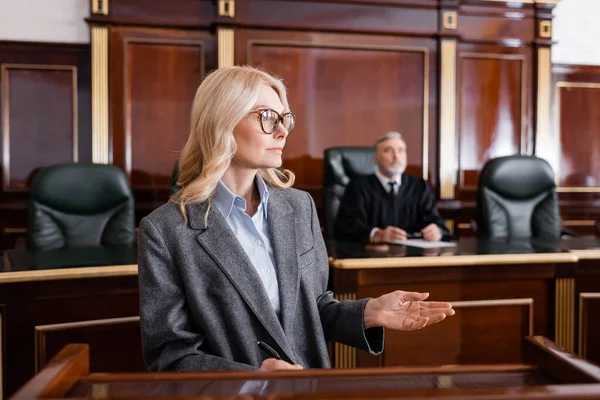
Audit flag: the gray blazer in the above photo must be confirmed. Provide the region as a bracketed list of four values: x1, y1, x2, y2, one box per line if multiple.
[138, 186, 383, 371]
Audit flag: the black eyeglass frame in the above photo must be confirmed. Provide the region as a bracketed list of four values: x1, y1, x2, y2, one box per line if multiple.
[250, 108, 296, 135]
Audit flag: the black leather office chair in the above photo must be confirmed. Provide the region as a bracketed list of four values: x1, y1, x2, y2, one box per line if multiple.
[28, 163, 135, 250]
[476, 155, 562, 239]
[322, 147, 375, 238]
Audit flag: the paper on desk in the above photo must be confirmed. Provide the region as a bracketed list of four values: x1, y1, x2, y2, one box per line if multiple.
[391, 239, 457, 248]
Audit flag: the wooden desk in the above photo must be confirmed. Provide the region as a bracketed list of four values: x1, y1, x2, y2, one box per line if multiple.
[13, 337, 600, 399]
[328, 237, 600, 369]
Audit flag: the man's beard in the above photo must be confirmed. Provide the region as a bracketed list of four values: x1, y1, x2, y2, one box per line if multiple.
[381, 164, 406, 176]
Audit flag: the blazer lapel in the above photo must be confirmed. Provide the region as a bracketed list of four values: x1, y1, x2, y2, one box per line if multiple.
[188, 202, 295, 362]
[267, 190, 299, 339]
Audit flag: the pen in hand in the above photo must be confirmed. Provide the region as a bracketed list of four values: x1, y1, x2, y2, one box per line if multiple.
[257, 341, 281, 360]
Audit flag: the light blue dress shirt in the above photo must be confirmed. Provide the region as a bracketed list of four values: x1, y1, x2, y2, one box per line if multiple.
[213, 175, 281, 317]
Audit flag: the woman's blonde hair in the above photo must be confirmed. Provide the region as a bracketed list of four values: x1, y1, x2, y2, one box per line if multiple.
[175, 65, 295, 219]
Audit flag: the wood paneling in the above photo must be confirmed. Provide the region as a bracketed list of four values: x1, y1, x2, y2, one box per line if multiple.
[35, 316, 143, 373]
[333, 262, 553, 368]
[238, 30, 438, 198]
[457, 47, 531, 195]
[1, 65, 77, 190]
[579, 293, 600, 365]
[108, 27, 216, 218]
[552, 65, 600, 196]
[95, 0, 215, 27]
[0, 276, 139, 397]
[236, 0, 439, 36]
[384, 298, 532, 366]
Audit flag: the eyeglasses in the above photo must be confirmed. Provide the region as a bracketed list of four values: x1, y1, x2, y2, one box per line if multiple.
[250, 109, 296, 135]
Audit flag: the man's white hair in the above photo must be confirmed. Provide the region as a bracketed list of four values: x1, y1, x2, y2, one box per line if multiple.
[375, 131, 404, 148]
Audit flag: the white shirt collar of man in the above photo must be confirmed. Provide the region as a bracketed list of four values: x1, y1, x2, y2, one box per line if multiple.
[375, 169, 401, 194]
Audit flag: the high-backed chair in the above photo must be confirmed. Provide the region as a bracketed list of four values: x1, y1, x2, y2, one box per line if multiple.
[476, 155, 562, 239]
[28, 163, 135, 250]
[322, 147, 375, 238]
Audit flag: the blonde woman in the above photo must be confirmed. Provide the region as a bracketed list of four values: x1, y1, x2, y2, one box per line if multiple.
[138, 66, 454, 372]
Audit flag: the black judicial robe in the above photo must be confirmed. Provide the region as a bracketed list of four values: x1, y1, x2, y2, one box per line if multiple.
[334, 174, 449, 242]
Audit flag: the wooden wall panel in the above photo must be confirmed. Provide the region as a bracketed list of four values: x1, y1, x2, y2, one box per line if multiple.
[124, 40, 203, 187]
[579, 293, 600, 366]
[108, 27, 216, 217]
[457, 46, 532, 197]
[553, 65, 600, 193]
[35, 316, 143, 373]
[1, 65, 77, 190]
[238, 30, 438, 201]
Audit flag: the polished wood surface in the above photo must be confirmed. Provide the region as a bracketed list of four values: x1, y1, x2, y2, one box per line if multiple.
[13, 338, 600, 399]
[1, 66, 76, 190]
[12, 344, 89, 399]
[457, 46, 532, 194]
[552, 64, 600, 196]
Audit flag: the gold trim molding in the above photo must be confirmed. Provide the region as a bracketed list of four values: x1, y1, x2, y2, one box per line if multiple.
[451, 298, 534, 335]
[481, 0, 558, 3]
[332, 252, 578, 269]
[535, 48, 552, 172]
[443, 12, 457, 30]
[540, 21, 552, 38]
[555, 82, 600, 193]
[247, 40, 431, 180]
[218, 29, 235, 68]
[334, 292, 357, 368]
[1, 64, 79, 191]
[555, 277, 575, 352]
[578, 292, 600, 357]
[440, 39, 457, 199]
[35, 316, 139, 371]
[91, 26, 109, 164]
[92, 0, 109, 15]
[0, 264, 137, 284]
[218, 0, 235, 18]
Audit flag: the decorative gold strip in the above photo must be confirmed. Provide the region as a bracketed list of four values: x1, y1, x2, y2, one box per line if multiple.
[35, 316, 139, 372]
[451, 298, 533, 335]
[332, 252, 578, 269]
[334, 292, 357, 368]
[440, 39, 457, 199]
[555, 278, 575, 352]
[445, 220, 454, 235]
[1, 64, 79, 190]
[218, 0, 235, 18]
[91, 26, 109, 164]
[91, 0, 109, 15]
[247, 40, 431, 181]
[540, 21, 552, 39]
[535, 48, 552, 173]
[457, 223, 471, 230]
[3, 227, 26, 233]
[568, 249, 600, 260]
[578, 293, 600, 357]
[0, 265, 137, 284]
[563, 220, 596, 227]
[218, 29, 235, 68]
[443, 11, 457, 30]
[555, 82, 600, 193]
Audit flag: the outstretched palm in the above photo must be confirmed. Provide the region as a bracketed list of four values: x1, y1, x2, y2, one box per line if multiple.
[372, 290, 454, 331]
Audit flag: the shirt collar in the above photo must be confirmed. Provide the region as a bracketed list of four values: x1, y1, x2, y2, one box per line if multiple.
[375, 169, 401, 191]
[214, 174, 270, 220]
